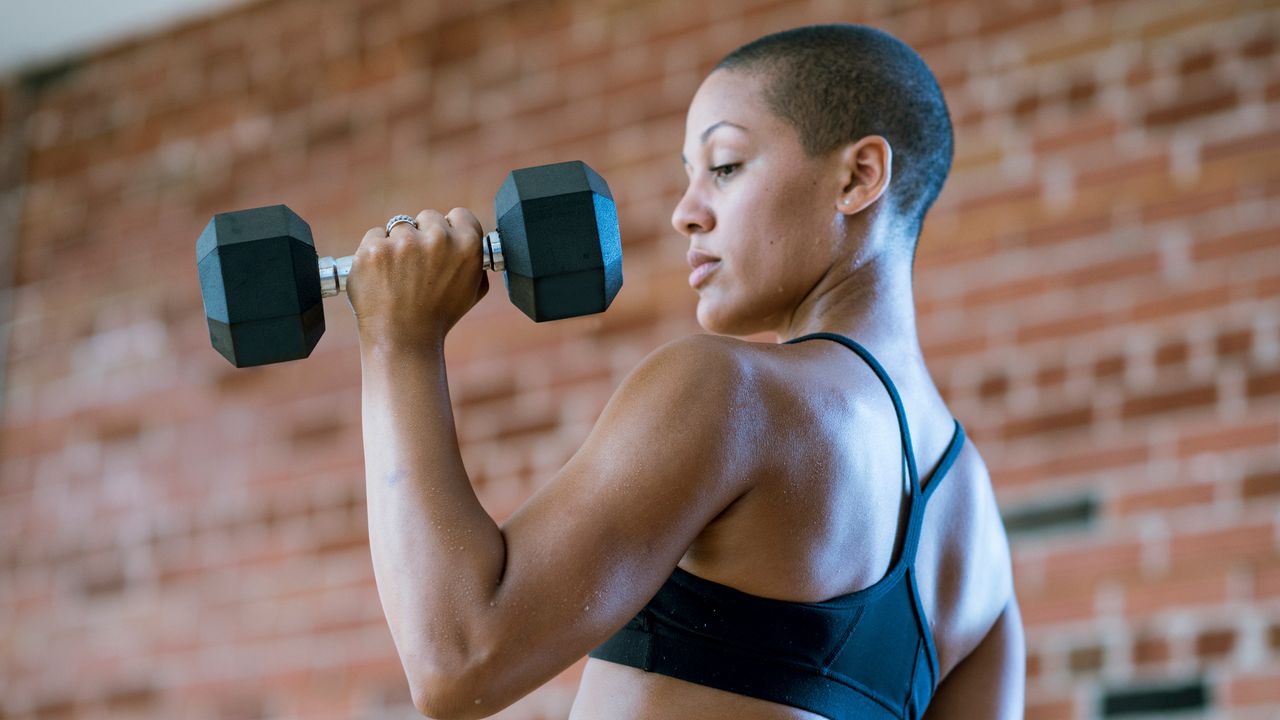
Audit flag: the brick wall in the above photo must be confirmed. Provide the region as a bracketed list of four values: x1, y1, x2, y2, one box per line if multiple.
[1, 0, 1277, 718]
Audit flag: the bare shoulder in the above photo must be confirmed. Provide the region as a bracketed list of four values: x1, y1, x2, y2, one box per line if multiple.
[625, 334, 770, 407]
[644, 332, 763, 367]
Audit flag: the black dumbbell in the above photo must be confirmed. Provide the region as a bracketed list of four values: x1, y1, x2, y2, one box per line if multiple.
[197, 160, 623, 368]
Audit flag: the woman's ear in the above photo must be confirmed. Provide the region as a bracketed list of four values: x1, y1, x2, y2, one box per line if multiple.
[836, 135, 892, 215]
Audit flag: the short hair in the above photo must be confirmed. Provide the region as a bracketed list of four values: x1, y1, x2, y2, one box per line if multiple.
[714, 24, 954, 252]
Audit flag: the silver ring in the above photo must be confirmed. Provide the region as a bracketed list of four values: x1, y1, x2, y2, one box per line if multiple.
[385, 214, 418, 235]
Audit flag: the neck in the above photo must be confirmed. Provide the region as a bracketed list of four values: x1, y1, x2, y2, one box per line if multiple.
[775, 252, 922, 361]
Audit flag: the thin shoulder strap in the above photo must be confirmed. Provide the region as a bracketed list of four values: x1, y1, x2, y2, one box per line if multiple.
[784, 332, 921, 495]
[785, 332, 968, 571]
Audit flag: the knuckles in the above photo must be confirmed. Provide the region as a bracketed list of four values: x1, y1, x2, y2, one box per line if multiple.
[422, 223, 450, 244]
[355, 209, 479, 271]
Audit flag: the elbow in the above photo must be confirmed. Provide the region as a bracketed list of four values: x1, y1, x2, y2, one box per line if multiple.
[410, 660, 500, 720]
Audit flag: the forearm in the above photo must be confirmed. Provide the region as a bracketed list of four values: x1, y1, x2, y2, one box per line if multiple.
[360, 341, 506, 685]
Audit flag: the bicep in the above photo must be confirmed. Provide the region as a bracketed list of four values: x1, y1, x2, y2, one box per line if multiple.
[924, 596, 1026, 720]
[466, 337, 759, 708]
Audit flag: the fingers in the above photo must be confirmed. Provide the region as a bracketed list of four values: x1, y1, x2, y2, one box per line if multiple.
[411, 209, 448, 243]
[445, 207, 483, 243]
[369, 208, 483, 257]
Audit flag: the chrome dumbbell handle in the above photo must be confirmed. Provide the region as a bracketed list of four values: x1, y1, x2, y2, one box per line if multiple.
[317, 230, 506, 298]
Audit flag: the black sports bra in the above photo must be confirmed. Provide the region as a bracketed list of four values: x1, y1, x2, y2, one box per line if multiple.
[588, 332, 966, 720]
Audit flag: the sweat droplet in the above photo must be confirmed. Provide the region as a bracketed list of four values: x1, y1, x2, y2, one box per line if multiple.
[474, 699, 482, 705]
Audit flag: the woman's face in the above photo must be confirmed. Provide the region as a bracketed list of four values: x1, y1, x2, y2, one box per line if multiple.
[673, 69, 849, 338]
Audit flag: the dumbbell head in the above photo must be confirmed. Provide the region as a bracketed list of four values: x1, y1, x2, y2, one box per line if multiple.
[196, 205, 324, 368]
[494, 160, 623, 322]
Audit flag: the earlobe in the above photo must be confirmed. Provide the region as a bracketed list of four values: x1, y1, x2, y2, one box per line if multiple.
[836, 136, 891, 214]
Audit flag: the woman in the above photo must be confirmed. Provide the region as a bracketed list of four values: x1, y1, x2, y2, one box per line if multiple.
[347, 23, 1023, 720]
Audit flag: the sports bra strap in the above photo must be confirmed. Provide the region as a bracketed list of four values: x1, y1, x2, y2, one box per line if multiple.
[785, 332, 968, 569]
[783, 332, 921, 496]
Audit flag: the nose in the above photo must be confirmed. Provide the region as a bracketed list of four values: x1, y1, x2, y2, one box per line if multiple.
[671, 184, 714, 237]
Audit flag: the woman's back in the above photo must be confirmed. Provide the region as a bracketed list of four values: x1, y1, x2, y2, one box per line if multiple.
[572, 334, 1015, 719]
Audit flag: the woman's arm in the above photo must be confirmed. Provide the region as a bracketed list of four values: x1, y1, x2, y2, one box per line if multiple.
[348, 208, 760, 718]
[363, 332, 760, 718]
[922, 596, 1025, 719]
[360, 340, 508, 713]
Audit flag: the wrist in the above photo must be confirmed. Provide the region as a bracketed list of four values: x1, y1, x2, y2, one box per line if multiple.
[358, 331, 446, 362]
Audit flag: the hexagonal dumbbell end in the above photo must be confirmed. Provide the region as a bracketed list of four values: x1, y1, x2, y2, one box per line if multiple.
[493, 160, 623, 322]
[196, 205, 325, 368]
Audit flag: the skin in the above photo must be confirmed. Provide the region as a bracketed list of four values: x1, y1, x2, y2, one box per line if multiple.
[347, 67, 1024, 720]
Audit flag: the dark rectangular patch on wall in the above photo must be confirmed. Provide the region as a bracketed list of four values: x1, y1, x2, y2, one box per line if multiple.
[1001, 493, 1097, 538]
[1101, 679, 1208, 716]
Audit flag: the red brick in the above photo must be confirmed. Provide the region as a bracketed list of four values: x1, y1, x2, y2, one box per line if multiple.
[1003, 405, 1093, 439]
[1242, 32, 1276, 60]
[1114, 482, 1215, 516]
[1035, 365, 1067, 387]
[1243, 469, 1280, 500]
[975, 0, 1067, 38]
[1229, 669, 1280, 706]
[1154, 339, 1189, 368]
[1130, 285, 1233, 322]
[1192, 227, 1280, 262]
[1133, 633, 1170, 666]
[1127, 61, 1156, 87]
[1068, 644, 1104, 674]
[1146, 86, 1233, 128]
[1195, 628, 1237, 660]
[922, 334, 988, 360]
[1012, 91, 1041, 121]
[1021, 582, 1097, 625]
[1253, 557, 1280, 600]
[1170, 522, 1276, 571]
[1178, 418, 1280, 456]
[1067, 252, 1160, 288]
[1025, 696, 1076, 720]
[978, 372, 1009, 400]
[1000, 443, 1149, 486]
[1201, 127, 1280, 163]
[1079, 152, 1171, 189]
[1260, 271, 1280, 299]
[1064, 75, 1097, 108]
[1123, 564, 1232, 618]
[1094, 354, 1126, 381]
[1027, 649, 1044, 679]
[961, 276, 1050, 308]
[1017, 311, 1112, 344]
[1042, 541, 1144, 593]
[1141, 184, 1239, 225]
[1032, 115, 1119, 154]
[1247, 370, 1280, 400]
[1121, 384, 1217, 420]
[1140, 1, 1238, 41]
[1023, 23, 1111, 67]
[1215, 328, 1253, 359]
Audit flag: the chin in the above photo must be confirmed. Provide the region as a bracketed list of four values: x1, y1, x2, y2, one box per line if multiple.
[696, 295, 774, 337]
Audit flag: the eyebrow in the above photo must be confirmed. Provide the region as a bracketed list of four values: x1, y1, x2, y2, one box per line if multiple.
[681, 121, 749, 166]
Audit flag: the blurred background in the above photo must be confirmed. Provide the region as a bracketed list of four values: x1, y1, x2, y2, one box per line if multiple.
[0, 0, 1277, 718]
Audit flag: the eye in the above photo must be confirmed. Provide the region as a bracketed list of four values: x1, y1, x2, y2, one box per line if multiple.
[711, 163, 740, 180]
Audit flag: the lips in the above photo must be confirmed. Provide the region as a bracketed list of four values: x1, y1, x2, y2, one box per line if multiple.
[687, 249, 721, 289]
[687, 249, 720, 270]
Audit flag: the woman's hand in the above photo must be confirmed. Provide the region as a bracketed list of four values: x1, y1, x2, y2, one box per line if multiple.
[347, 207, 490, 352]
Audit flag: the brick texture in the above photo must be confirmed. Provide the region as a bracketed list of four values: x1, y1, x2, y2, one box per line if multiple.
[2, 0, 1279, 718]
